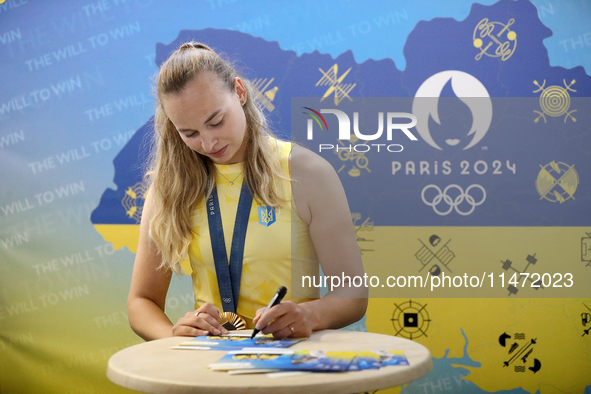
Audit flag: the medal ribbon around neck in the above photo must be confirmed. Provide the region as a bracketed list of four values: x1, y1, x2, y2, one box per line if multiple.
[206, 182, 253, 315]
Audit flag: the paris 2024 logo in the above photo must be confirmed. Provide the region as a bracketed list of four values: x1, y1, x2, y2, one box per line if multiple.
[412, 70, 492, 151]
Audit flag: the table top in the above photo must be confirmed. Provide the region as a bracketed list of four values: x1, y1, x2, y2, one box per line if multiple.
[107, 329, 432, 394]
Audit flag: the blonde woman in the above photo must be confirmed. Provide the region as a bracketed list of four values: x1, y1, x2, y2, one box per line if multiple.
[127, 42, 367, 341]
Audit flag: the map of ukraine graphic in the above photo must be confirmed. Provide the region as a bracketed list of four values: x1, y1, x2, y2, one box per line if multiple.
[90, 1, 591, 391]
[91, 0, 591, 243]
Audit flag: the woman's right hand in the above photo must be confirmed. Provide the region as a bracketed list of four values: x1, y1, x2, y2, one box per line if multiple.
[172, 302, 229, 337]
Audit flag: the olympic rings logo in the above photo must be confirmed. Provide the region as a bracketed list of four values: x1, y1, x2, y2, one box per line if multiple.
[421, 184, 486, 216]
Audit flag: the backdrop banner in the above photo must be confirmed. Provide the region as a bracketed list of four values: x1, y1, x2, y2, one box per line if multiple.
[1, 0, 590, 393]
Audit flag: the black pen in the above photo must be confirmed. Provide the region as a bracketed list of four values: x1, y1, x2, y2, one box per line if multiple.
[251, 286, 287, 339]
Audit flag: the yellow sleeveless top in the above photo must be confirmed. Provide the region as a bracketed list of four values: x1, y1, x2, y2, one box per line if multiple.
[188, 138, 320, 328]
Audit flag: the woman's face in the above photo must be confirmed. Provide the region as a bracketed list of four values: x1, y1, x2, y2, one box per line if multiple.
[162, 72, 248, 164]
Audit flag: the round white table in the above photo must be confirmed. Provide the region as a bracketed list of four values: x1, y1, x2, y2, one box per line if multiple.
[107, 329, 432, 393]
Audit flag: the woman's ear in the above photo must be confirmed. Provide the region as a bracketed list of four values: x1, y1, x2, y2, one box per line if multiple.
[234, 77, 247, 105]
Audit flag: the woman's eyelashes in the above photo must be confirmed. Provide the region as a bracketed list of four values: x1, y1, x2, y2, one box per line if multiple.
[210, 117, 224, 128]
[180, 118, 224, 138]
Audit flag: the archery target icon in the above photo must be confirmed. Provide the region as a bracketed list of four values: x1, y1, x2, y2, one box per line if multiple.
[533, 79, 577, 123]
[391, 300, 431, 340]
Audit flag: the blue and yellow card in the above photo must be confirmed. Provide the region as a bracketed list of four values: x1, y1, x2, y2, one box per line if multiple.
[173, 333, 305, 350]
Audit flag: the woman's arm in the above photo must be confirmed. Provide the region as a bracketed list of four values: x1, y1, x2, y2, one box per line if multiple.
[127, 188, 175, 341]
[127, 188, 227, 341]
[253, 145, 368, 338]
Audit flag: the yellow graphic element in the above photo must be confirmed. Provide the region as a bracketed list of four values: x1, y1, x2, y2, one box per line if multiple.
[533, 79, 577, 123]
[364, 225, 590, 393]
[368, 298, 591, 394]
[93, 224, 140, 253]
[352, 212, 374, 254]
[336, 135, 370, 177]
[93, 224, 190, 274]
[260, 209, 273, 223]
[232, 354, 280, 360]
[0, 0, 6, 3]
[251, 78, 278, 112]
[317, 64, 356, 105]
[121, 182, 147, 223]
[536, 161, 578, 203]
[258, 206, 276, 226]
[473, 18, 517, 61]
[364, 226, 589, 299]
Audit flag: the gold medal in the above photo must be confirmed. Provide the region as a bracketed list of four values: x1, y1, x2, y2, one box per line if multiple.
[219, 312, 246, 331]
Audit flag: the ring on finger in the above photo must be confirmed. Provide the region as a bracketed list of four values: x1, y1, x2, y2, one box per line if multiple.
[195, 312, 201, 317]
[288, 325, 294, 333]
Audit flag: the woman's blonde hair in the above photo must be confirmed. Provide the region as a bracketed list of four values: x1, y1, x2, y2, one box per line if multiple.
[147, 41, 284, 275]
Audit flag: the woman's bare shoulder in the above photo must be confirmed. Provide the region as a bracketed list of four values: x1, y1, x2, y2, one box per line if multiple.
[290, 144, 335, 180]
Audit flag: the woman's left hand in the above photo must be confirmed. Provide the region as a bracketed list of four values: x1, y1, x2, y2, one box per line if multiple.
[252, 301, 313, 339]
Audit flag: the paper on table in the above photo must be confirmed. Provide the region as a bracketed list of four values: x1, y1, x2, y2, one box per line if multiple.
[209, 349, 356, 372]
[174, 334, 305, 350]
[209, 349, 410, 372]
